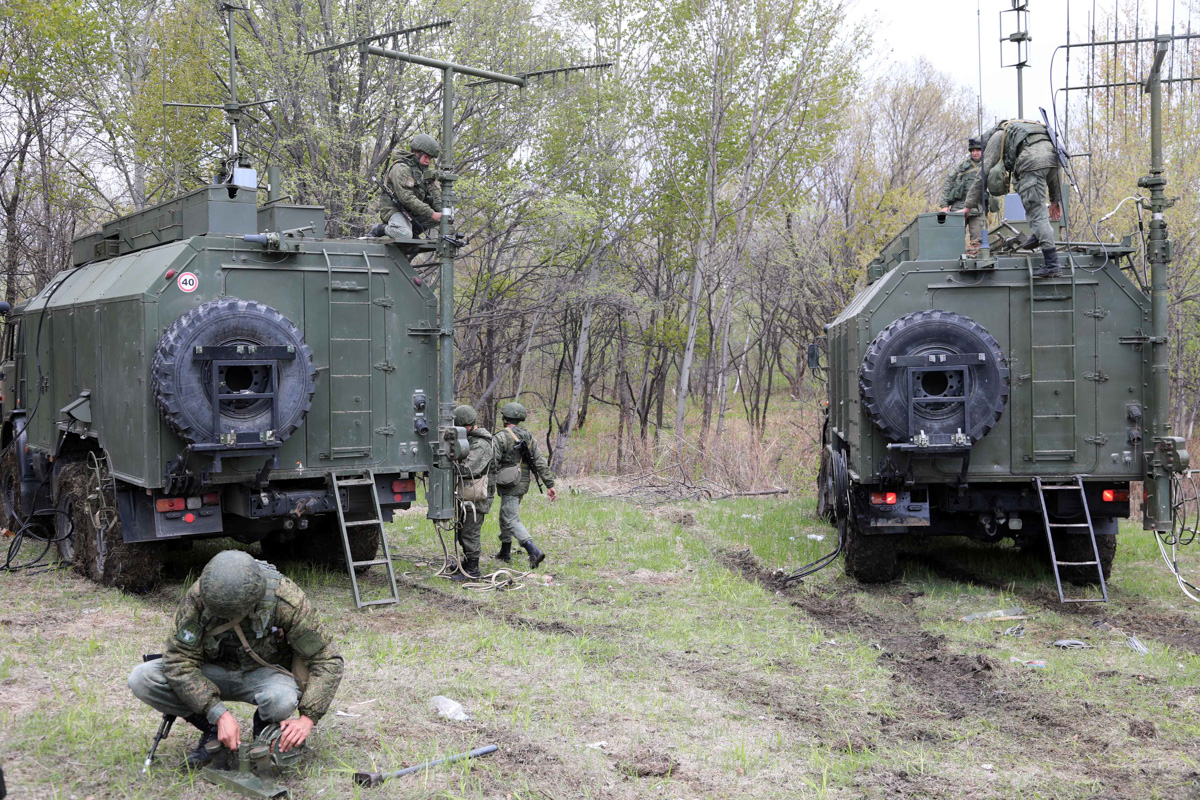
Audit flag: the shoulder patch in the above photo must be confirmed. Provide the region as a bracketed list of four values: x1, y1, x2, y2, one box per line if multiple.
[177, 622, 201, 645]
[290, 628, 326, 658]
[403, 174, 416, 188]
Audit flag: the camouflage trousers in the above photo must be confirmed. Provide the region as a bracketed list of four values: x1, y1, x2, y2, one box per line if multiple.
[966, 213, 982, 243]
[1017, 168, 1055, 247]
[497, 493, 532, 545]
[383, 211, 414, 239]
[455, 500, 486, 560]
[128, 659, 299, 726]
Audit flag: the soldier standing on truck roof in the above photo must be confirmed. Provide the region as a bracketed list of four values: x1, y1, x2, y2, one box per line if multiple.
[963, 119, 1064, 278]
[492, 402, 556, 568]
[938, 137, 984, 252]
[378, 133, 443, 239]
[128, 550, 343, 768]
[451, 404, 494, 580]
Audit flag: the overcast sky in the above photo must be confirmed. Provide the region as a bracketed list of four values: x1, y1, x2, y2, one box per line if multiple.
[852, 0, 1198, 135]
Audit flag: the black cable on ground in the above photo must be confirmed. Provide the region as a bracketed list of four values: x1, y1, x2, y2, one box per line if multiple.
[781, 517, 845, 584]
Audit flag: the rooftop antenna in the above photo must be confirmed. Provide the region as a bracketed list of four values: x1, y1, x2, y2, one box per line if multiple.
[163, 3, 276, 189]
[308, 31, 607, 522]
[1001, 0, 1031, 118]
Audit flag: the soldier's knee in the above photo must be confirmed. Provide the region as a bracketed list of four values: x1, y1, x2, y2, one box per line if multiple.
[255, 683, 300, 722]
[127, 661, 163, 700]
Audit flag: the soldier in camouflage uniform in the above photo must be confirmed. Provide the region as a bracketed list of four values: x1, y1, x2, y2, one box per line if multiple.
[964, 119, 1063, 277]
[128, 550, 343, 767]
[938, 137, 984, 247]
[492, 402, 556, 568]
[451, 404, 494, 580]
[379, 133, 443, 239]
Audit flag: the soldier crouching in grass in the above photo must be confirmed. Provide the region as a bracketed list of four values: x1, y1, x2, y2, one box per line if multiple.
[128, 550, 343, 767]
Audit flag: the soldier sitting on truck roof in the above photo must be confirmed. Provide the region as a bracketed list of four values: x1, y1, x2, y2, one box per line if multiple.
[963, 119, 1063, 278]
[376, 133, 443, 240]
[128, 550, 343, 767]
[937, 137, 984, 253]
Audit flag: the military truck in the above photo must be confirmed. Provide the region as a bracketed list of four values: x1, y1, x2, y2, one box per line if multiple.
[816, 45, 1189, 600]
[0, 176, 460, 592]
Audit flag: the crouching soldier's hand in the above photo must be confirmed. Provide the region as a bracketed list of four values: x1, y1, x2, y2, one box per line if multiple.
[278, 715, 314, 751]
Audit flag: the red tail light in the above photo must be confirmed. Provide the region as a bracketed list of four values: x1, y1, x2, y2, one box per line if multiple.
[870, 492, 898, 505]
[392, 479, 416, 493]
[155, 498, 185, 512]
[1103, 489, 1129, 502]
[202, 492, 220, 505]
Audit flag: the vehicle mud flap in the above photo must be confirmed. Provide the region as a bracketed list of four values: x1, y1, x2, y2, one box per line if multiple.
[843, 512, 899, 584]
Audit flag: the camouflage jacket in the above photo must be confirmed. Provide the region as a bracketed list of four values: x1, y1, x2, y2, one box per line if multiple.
[938, 158, 979, 210]
[162, 567, 344, 725]
[964, 122, 1061, 213]
[492, 424, 556, 497]
[379, 153, 441, 225]
[456, 427, 495, 514]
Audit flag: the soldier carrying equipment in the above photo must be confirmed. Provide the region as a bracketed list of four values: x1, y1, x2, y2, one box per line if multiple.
[492, 403, 557, 568]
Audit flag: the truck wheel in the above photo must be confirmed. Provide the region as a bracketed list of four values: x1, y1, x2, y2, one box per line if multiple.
[843, 517, 899, 583]
[1053, 532, 1117, 585]
[66, 460, 161, 591]
[859, 310, 1009, 443]
[0, 448, 25, 534]
[151, 298, 317, 445]
[53, 462, 85, 565]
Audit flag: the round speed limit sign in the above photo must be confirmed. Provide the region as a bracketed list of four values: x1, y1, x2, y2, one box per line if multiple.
[176, 272, 199, 293]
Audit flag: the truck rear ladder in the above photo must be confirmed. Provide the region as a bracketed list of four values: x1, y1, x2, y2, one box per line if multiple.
[329, 470, 399, 608]
[1028, 259, 1079, 461]
[1034, 476, 1109, 603]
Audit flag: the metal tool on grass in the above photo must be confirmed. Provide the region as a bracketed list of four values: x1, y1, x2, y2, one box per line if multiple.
[353, 744, 498, 788]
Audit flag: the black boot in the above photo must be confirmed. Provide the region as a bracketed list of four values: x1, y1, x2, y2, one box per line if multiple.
[252, 710, 268, 738]
[183, 714, 218, 769]
[1034, 247, 1061, 278]
[369, 222, 387, 237]
[1020, 234, 1039, 250]
[522, 540, 546, 569]
[494, 541, 512, 562]
[450, 556, 481, 581]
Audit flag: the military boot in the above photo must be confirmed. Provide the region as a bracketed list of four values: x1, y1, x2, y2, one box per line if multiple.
[369, 222, 387, 237]
[522, 540, 546, 569]
[1034, 247, 1061, 278]
[1020, 234, 1039, 250]
[450, 556, 481, 581]
[252, 710, 268, 738]
[494, 541, 512, 562]
[183, 715, 219, 769]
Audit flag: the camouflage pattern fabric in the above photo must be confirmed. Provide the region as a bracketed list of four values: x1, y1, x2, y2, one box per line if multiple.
[492, 425, 556, 498]
[156, 570, 343, 724]
[455, 427, 495, 560]
[964, 121, 1061, 219]
[379, 153, 441, 227]
[939, 158, 978, 210]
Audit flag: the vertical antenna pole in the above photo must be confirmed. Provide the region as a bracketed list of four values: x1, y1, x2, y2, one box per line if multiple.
[226, 4, 239, 155]
[438, 65, 456, 476]
[1143, 35, 1173, 531]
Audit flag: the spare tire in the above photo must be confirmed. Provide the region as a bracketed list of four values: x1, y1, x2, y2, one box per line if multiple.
[152, 298, 317, 444]
[859, 310, 1008, 443]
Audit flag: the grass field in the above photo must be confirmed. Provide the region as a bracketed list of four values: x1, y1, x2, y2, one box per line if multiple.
[2, 487, 1200, 799]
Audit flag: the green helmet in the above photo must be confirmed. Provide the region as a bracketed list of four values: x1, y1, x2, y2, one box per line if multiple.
[199, 550, 266, 619]
[500, 402, 527, 422]
[453, 404, 477, 426]
[410, 133, 441, 159]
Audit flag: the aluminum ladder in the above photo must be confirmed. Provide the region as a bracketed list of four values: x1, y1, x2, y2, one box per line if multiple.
[1034, 476, 1108, 603]
[1027, 259, 1079, 461]
[329, 470, 399, 608]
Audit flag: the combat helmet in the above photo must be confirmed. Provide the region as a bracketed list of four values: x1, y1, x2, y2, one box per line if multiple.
[453, 404, 477, 426]
[500, 402, 527, 422]
[199, 550, 266, 619]
[968, 137, 982, 150]
[411, 133, 441, 159]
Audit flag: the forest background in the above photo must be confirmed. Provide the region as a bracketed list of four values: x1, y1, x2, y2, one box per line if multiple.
[3, 0, 1199, 493]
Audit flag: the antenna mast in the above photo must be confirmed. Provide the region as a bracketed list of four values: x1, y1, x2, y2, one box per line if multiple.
[1001, 0, 1031, 118]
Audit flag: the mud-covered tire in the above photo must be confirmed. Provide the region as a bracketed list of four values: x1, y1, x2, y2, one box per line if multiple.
[0, 448, 24, 534]
[1054, 532, 1117, 585]
[294, 515, 380, 572]
[53, 462, 83, 565]
[66, 462, 161, 591]
[151, 298, 317, 445]
[843, 516, 899, 583]
[859, 310, 1009, 443]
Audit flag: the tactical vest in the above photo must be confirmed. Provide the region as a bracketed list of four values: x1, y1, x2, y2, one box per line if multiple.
[1001, 121, 1051, 174]
[496, 427, 529, 469]
[200, 559, 283, 666]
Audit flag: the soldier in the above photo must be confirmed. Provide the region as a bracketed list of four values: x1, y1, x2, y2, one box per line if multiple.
[451, 404, 494, 580]
[492, 402, 556, 568]
[128, 550, 343, 767]
[963, 119, 1063, 278]
[378, 133, 442, 239]
[938, 137, 984, 248]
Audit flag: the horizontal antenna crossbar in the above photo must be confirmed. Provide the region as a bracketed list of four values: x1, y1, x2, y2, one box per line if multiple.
[306, 20, 453, 56]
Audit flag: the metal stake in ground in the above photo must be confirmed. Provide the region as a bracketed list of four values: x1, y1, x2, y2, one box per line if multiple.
[353, 744, 498, 788]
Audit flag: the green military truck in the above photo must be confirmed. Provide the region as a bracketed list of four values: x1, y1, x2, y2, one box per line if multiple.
[0, 180, 457, 594]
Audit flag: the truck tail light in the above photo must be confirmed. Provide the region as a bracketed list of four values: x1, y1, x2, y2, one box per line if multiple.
[155, 498, 185, 512]
[392, 479, 416, 493]
[870, 492, 898, 505]
[1102, 489, 1129, 502]
[202, 492, 220, 505]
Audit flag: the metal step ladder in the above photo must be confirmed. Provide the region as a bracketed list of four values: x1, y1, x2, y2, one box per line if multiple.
[329, 470, 399, 608]
[1027, 259, 1078, 461]
[1034, 476, 1109, 603]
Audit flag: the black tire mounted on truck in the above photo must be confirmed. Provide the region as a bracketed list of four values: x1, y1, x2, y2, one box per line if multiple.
[151, 298, 317, 444]
[859, 310, 1010, 443]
